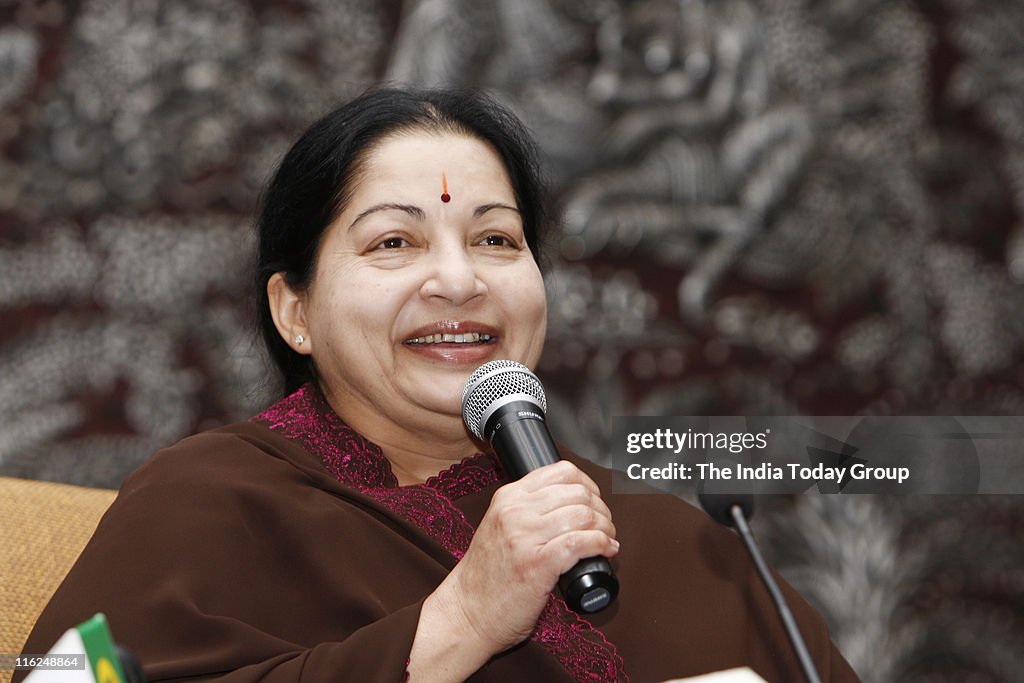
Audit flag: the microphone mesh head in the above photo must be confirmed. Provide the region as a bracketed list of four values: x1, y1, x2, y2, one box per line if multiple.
[462, 360, 547, 439]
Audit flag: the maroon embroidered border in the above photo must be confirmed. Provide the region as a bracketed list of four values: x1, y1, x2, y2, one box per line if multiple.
[534, 598, 629, 682]
[423, 452, 504, 500]
[253, 384, 629, 682]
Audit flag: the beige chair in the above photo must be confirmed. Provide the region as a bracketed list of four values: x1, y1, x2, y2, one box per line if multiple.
[0, 477, 116, 683]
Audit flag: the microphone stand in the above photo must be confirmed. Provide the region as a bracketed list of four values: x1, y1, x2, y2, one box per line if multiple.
[728, 504, 823, 683]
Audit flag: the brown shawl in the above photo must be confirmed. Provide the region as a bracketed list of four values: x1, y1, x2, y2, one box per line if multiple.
[17, 385, 860, 682]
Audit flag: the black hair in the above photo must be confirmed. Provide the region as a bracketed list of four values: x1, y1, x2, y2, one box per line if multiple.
[254, 86, 551, 394]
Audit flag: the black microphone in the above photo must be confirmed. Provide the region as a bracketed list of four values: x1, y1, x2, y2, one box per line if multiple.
[462, 360, 620, 614]
[698, 493, 823, 683]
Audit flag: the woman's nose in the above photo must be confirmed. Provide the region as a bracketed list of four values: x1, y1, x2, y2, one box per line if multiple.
[419, 244, 486, 305]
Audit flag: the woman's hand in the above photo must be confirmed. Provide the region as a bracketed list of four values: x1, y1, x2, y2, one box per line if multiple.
[408, 460, 619, 680]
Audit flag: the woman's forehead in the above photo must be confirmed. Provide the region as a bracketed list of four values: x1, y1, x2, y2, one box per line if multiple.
[327, 132, 520, 237]
[356, 132, 513, 193]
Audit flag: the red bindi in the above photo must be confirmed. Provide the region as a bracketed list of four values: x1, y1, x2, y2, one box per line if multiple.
[441, 174, 451, 203]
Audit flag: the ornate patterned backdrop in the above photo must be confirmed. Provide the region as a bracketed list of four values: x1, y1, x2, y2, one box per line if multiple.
[2, 1, 1023, 680]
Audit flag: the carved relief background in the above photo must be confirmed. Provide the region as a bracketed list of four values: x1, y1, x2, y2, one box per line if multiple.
[2, 1, 1023, 680]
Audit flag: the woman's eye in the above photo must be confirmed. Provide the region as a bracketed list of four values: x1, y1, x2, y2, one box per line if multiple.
[375, 237, 410, 250]
[480, 234, 515, 247]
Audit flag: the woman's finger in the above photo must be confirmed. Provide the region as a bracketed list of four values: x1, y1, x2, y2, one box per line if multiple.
[540, 529, 621, 575]
[540, 503, 617, 540]
[518, 460, 601, 496]
[531, 483, 614, 521]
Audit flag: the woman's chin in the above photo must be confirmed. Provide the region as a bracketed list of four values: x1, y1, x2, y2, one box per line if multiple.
[398, 355, 499, 424]
[404, 383, 472, 422]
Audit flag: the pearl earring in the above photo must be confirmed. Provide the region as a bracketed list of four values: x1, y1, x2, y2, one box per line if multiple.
[295, 335, 305, 345]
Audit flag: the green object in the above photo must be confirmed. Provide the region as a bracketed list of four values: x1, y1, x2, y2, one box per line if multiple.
[76, 614, 127, 683]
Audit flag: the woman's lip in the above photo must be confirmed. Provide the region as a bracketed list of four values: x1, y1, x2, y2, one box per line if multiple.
[402, 320, 499, 341]
[401, 339, 499, 365]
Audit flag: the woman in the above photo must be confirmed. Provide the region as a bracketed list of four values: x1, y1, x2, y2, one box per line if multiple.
[19, 88, 859, 682]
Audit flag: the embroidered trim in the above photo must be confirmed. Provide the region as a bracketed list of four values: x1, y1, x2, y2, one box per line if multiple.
[258, 385, 398, 488]
[423, 452, 504, 499]
[533, 597, 628, 682]
[366, 486, 473, 559]
[253, 384, 628, 682]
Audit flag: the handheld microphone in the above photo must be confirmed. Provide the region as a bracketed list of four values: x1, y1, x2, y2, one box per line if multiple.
[698, 493, 823, 683]
[462, 360, 619, 614]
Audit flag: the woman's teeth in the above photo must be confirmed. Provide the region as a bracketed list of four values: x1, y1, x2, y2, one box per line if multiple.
[406, 332, 493, 345]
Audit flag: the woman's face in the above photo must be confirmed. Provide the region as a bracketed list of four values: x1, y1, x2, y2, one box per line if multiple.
[299, 131, 547, 433]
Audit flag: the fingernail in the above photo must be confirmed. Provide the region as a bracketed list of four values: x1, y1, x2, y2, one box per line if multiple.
[611, 539, 621, 550]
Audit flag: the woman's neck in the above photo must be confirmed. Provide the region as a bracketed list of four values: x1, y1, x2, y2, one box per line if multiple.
[320, 386, 483, 485]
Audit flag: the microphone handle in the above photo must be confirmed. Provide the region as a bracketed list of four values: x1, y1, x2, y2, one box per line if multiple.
[489, 405, 620, 614]
[490, 405, 561, 476]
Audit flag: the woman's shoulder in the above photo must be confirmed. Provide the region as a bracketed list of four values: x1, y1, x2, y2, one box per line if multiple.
[95, 420, 372, 560]
[122, 419, 327, 495]
[558, 448, 855, 680]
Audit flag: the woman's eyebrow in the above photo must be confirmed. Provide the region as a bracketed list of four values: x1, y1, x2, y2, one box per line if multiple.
[474, 202, 520, 217]
[349, 203, 425, 230]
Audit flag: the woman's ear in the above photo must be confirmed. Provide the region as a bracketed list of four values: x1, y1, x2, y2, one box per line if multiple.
[267, 273, 313, 356]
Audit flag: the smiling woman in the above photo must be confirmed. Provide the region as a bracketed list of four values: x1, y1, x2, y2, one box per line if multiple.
[265, 131, 547, 486]
[17, 88, 860, 683]
[253, 89, 551, 400]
